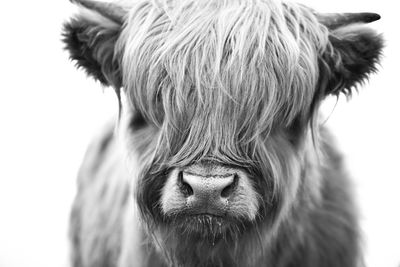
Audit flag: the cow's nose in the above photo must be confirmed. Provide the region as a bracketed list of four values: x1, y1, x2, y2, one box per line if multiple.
[178, 171, 239, 205]
[161, 165, 259, 219]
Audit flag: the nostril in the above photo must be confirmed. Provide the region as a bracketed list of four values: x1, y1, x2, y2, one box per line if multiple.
[178, 171, 194, 196]
[221, 174, 239, 198]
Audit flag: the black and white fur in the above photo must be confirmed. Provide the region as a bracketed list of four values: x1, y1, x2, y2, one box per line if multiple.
[63, 0, 383, 266]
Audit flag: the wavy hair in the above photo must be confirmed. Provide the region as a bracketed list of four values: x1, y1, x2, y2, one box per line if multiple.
[117, 0, 329, 165]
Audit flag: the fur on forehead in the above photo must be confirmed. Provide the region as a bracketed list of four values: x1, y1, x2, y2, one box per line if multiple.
[117, 0, 329, 141]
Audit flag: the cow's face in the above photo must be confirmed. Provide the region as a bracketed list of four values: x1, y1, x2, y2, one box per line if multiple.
[63, 0, 382, 264]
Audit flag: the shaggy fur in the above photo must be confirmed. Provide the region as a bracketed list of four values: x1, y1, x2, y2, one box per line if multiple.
[63, 0, 383, 266]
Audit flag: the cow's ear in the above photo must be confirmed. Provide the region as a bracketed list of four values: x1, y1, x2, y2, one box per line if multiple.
[319, 13, 384, 96]
[62, 0, 127, 88]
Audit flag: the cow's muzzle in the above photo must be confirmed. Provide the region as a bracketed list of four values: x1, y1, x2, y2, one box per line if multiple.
[176, 170, 239, 215]
[161, 162, 260, 231]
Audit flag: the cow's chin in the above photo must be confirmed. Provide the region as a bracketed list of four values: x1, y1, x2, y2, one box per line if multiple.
[160, 213, 251, 245]
[152, 213, 259, 267]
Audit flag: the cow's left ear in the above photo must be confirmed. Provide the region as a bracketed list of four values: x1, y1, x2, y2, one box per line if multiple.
[62, 0, 127, 89]
[318, 13, 384, 96]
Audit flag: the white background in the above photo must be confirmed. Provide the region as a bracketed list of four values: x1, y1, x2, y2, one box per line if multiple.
[0, 0, 398, 266]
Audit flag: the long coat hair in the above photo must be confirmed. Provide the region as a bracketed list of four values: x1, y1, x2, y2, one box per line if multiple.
[63, 0, 383, 266]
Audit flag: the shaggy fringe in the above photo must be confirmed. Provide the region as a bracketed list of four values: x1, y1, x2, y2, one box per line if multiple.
[116, 0, 330, 178]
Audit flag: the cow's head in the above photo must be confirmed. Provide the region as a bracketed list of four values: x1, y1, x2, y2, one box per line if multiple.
[63, 0, 383, 265]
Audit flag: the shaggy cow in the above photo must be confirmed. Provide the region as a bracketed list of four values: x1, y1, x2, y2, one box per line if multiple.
[63, 0, 383, 266]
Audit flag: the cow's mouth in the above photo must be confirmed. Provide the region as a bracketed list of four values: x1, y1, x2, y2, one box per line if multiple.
[166, 213, 246, 242]
[183, 214, 226, 235]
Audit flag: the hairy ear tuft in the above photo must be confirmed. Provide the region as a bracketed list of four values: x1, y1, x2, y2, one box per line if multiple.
[321, 24, 384, 96]
[62, 9, 122, 88]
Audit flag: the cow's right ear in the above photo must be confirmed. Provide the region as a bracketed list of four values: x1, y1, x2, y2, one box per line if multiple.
[62, 0, 127, 88]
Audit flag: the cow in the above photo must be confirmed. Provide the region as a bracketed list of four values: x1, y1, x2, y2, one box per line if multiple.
[62, 0, 383, 266]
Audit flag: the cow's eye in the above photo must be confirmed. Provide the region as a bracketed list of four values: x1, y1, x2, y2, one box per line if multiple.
[130, 112, 148, 131]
